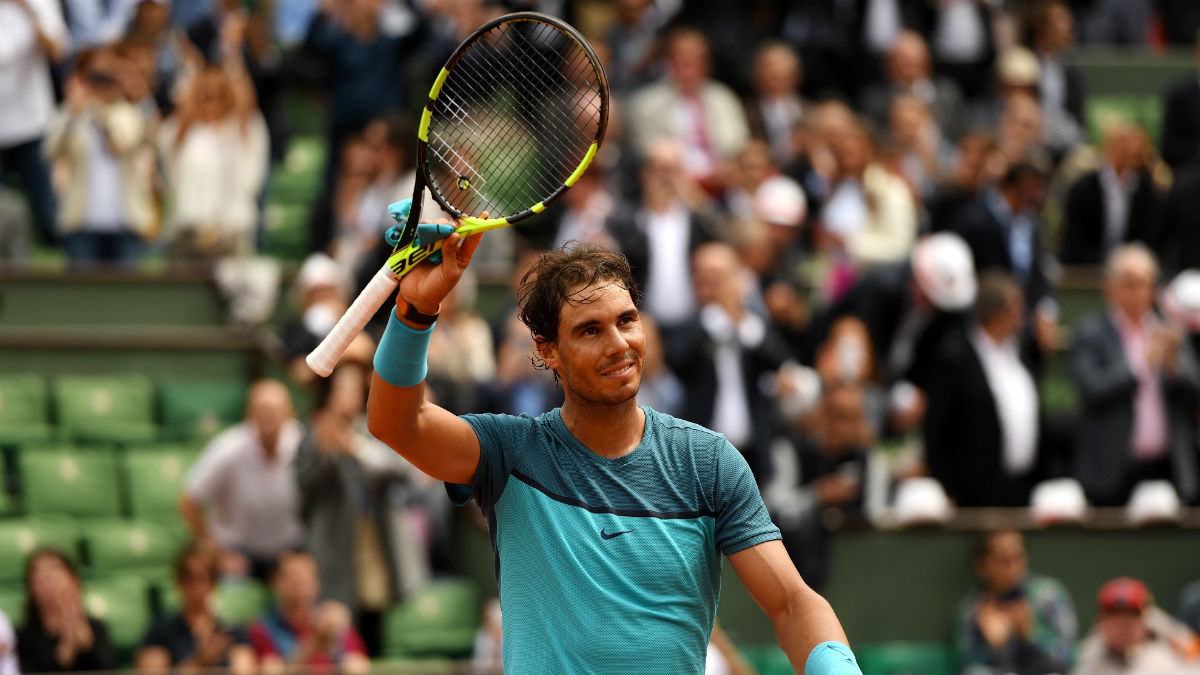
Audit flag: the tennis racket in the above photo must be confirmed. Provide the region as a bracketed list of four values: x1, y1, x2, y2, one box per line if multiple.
[307, 11, 609, 377]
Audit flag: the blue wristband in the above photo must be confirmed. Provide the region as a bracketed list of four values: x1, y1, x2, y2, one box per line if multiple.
[374, 308, 434, 387]
[805, 641, 862, 675]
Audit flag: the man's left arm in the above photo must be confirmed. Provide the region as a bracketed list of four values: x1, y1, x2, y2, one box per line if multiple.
[728, 540, 860, 675]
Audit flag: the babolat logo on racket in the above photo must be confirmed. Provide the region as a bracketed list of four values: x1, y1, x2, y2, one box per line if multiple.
[388, 241, 440, 276]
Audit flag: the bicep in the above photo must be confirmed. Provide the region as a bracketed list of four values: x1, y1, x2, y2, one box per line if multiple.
[366, 373, 481, 485]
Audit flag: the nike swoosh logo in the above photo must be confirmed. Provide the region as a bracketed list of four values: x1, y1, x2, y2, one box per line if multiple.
[600, 527, 634, 540]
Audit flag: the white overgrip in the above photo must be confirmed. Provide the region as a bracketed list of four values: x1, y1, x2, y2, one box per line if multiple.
[306, 265, 399, 377]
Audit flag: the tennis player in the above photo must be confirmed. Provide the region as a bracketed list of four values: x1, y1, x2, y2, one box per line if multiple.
[367, 218, 861, 675]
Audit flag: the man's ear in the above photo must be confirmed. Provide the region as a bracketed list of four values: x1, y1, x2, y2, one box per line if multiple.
[534, 337, 559, 371]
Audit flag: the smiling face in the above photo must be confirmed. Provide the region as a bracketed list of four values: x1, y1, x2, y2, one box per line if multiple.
[538, 282, 645, 407]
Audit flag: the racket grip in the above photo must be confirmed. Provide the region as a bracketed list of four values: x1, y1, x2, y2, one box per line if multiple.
[306, 265, 400, 377]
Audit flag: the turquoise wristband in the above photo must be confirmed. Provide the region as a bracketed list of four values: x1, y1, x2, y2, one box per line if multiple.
[805, 641, 861, 675]
[373, 308, 434, 387]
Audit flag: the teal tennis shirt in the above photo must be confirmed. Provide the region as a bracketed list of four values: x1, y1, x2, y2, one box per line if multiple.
[446, 406, 781, 675]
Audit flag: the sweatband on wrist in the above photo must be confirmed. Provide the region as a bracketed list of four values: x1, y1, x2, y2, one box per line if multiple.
[373, 308, 434, 387]
[805, 641, 862, 675]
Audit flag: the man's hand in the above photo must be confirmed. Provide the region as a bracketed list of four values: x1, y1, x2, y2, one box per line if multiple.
[976, 598, 1016, 649]
[396, 215, 485, 316]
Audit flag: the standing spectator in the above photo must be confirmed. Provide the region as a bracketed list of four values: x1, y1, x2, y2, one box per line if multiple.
[1074, 577, 1199, 675]
[745, 42, 808, 167]
[885, 94, 950, 201]
[925, 273, 1043, 507]
[603, 0, 670, 94]
[1160, 28, 1200, 170]
[626, 27, 750, 191]
[1060, 121, 1161, 265]
[17, 549, 117, 673]
[180, 379, 304, 579]
[926, 130, 997, 234]
[956, 530, 1076, 675]
[860, 31, 964, 141]
[1069, 244, 1200, 505]
[248, 551, 370, 675]
[46, 47, 156, 268]
[0, 608, 16, 675]
[0, 0, 67, 247]
[928, 0, 996, 101]
[1030, 0, 1086, 156]
[135, 543, 256, 675]
[159, 64, 269, 262]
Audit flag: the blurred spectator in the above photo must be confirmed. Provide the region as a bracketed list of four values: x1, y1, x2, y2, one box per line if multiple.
[926, 130, 998, 233]
[1030, 0, 1086, 156]
[925, 272, 1043, 507]
[1074, 577, 1199, 675]
[956, 530, 1076, 675]
[248, 551, 370, 675]
[607, 139, 716, 332]
[1069, 244, 1200, 506]
[745, 41, 808, 167]
[885, 93, 950, 201]
[0, 0, 67, 247]
[1157, 1, 1200, 48]
[17, 548, 117, 673]
[61, 0, 146, 49]
[634, 313, 684, 417]
[665, 241, 792, 483]
[811, 316, 887, 433]
[1160, 29, 1200, 170]
[626, 27, 750, 190]
[928, 0, 996, 100]
[46, 47, 156, 269]
[1083, 0, 1150, 46]
[816, 116, 917, 282]
[0, 177, 32, 267]
[135, 543, 256, 675]
[181, 379, 304, 579]
[472, 597, 503, 674]
[159, 64, 269, 261]
[860, 30, 964, 142]
[1060, 121, 1160, 265]
[993, 92, 1052, 170]
[121, 0, 181, 115]
[548, 167, 617, 251]
[280, 252, 352, 383]
[0, 607, 13, 675]
[968, 47, 1041, 139]
[1159, 163, 1200, 275]
[722, 140, 777, 223]
[297, 362, 437, 655]
[603, 0, 670, 94]
[427, 273, 497, 415]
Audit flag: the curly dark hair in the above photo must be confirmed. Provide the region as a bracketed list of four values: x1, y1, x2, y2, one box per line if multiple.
[516, 242, 640, 371]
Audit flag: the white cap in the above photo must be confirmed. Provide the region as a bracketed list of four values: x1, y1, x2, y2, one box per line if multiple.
[1127, 480, 1182, 524]
[997, 46, 1040, 86]
[893, 477, 953, 525]
[1030, 478, 1089, 525]
[296, 253, 347, 294]
[1161, 270, 1200, 332]
[911, 233, 977, 311]
[754, 175, 808, 227]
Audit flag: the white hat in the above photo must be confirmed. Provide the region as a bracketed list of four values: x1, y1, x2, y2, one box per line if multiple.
[1127, 480, 1182, 524]
[296, 253, 346, 294]
[1030, 478, 1088, 525]
[911, 233, 977, 311]
[1161, 270, 1200, 332]
[893, 477, 953, 525]
[754, 175, 808, 227]
[997, 47, 1040, 86]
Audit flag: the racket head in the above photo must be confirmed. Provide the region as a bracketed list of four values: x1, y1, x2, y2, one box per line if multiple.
[414, 12, 609, 232]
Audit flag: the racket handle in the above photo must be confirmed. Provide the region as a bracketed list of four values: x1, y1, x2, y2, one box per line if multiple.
[306, 265, 399, 377]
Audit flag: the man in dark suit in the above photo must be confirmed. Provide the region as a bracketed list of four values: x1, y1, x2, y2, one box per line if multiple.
[1159, 30, 1200, 170]
[925, 272, 1043, 507]
[1069, 244, 1200, 506]
[859, 30, 965, 141]
[1060, 122, 1161, 265]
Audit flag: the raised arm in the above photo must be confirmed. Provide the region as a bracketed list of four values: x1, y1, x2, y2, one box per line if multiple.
[728, 540, 860, 675]
[365, 228, 485, 486]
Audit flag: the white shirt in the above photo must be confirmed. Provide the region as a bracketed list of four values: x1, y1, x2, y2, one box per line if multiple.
[641, 203, 695, 326]
[864, 0, 902, 53]
[0, 0, 68, 146]
[186, 420, 304, 557]
[700, 303, 766, 450]
[933, 0, 987, 63]
[1099, 163, 1138, 251]
[83, 119, 126, 231]
[969, 326, 1039, 476]
[0, 609, 16, 675]
[821, 178, 869, 239]
[757, 96, 804, 165]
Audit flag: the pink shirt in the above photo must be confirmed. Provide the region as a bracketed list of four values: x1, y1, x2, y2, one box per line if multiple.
[1111, 309, 1168, 460]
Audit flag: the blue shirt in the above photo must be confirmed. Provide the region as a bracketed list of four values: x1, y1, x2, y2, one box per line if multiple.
[447, 407, 780, 675]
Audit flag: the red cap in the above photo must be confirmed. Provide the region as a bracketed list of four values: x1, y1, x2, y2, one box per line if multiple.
[1098, 577, 1153, 613]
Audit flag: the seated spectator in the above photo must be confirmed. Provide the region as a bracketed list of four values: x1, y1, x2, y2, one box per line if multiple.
[17, 549, 117, 673]
[1069, 244, 1200, 506]
[159, 63, 269, 262]
[136, 543, 256, 675]
[1074, 577, 1199, 675]
[956, 530, 1076, 675]
[926, 130, 998, 234]
[1030, 0, 1086, 156]
[248, 551, 369, 675]
[745, 41, 808, 167]
[1060, 121, 1160, 265]
[810, 317, 886, 435]
[45, 46, 156, 268]
[925, 272, 1043, 507]
[860, 31, 964, 141]
[181, 379, 304, 579]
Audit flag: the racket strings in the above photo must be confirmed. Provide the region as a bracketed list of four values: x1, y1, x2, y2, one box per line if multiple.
[425, 18, 604, 218]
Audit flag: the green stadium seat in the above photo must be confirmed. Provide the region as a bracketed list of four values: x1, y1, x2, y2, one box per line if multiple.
[161, 578, 273, 627]
[83, 574, 152, 652]
[54, 375, 159, 444]
[856, 641, 957, 675]
[381, 578, 480, 659]
[19, 446, 122, 518]
[0, 516, 79, 580]
[84, 518, 183, 574]
[0, 584, 23, 625]
[124, 445, 200, 522]
[158, 378, 246, 441]
[0, 374, 53, 444]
